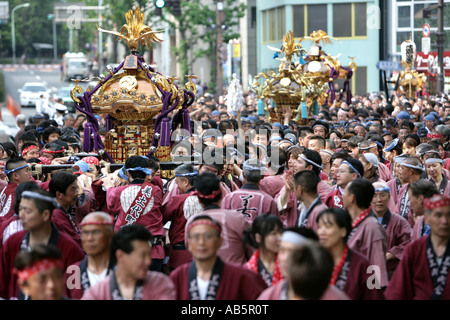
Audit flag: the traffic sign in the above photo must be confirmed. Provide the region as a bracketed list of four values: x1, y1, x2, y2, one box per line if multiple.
[377, 60, 401, 71]
[422, 37, 431, 54]
[422, 23, 431, 37]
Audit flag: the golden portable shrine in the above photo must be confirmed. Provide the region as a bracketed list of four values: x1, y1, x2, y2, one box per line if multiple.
[252, 30, 357, 125]
[395, 37, 426, 99]
[70, 7, 196, 177]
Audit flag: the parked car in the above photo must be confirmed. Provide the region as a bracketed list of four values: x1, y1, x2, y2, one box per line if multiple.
[18, 82, 50, 108]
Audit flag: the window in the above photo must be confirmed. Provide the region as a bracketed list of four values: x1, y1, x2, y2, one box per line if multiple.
[354, 66, 367, 96]
[398, 5, 411, 28]
[354, 3, 367, 36]
[333, 4, 352, 37]
[262, 7, 285, 42]
[308, 5, 327, 35]
[293, 5, 305, 37]
[251, 7, 256, 28]
[333, 3, 367, 38]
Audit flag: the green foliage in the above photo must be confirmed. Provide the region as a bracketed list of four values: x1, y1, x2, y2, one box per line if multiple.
[163, 0, 246, 91]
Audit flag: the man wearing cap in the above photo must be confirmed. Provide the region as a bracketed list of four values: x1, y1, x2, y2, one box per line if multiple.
[371, 181, 412, 278]
[184, 173, 251, 264]
[0, 189, 85, 299]
[386, 194, 450, 300]
[424, 113, 436, 132]
[385, 118, 399, 139]
[394, 157, 426, 226]
[221, 159, 278, 222]
[211, 110, 220, 124]
[52, 100, 68, 127]
[417, 126, 430, 144]
[0, 158, 33, 222]
[171, 214, 266, 299]
[324, 158, 364, 210]
[161, 164, 202, 271]
[65, 211, 116, 299]
[396, 111, 411, 128]
[106, 156, 165, 272]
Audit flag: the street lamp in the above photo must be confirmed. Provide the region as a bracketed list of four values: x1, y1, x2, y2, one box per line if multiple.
[11, 3, 30, 65]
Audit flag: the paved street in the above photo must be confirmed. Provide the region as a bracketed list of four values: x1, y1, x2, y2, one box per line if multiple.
[0, 64, 91, 138]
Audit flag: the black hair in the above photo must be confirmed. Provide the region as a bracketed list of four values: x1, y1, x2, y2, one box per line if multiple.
[111, 224, 153, 256]
[194, 172, 221, 205]
[124, 155, 150, 180]
[316, 208, 352, 243]
[1, 142, 18, 159]
[42, 141, 65, 158]
[14, 244, 62, 279]
[300, 149, 322, 176]
[268, 146, 287, 175]
[22, 188, 57, 216]
[14, 181, 40, 214]
[287, 242, 334, 300]
[20, 141, 39, 154]
[293, 170, 320, 194]
[174, 163, 197, 186]
[347, 178, 375, 209]
[19, 130, 40, 143]
[409, 179, 439, 198]
[5, 157, 27, 180]
[343, 158, 365, 178]
[42, 126, 61, 144]
[243, 213, 283, 250]
[49, 170, 78, 196]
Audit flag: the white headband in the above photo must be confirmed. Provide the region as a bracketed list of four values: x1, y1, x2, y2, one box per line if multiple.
[298, 154, 323, 169]
[400, 162, 425, 172]
[281, 231, 308, 246]
[425, 158, 444, 165]
[320, 149, 334, 156]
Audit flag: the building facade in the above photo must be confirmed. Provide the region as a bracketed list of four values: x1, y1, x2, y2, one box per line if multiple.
[256, 0, 382, 96]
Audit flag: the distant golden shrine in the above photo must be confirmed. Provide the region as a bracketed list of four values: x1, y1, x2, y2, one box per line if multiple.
[252, 30, 357, 124]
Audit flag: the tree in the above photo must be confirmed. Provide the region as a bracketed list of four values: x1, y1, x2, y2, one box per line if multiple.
[163, 0, 246, 93]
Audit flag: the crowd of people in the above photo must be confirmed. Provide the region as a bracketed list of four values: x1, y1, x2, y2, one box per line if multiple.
[0, 87, 449, 301]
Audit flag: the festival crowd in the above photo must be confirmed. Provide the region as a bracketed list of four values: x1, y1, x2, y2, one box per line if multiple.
[0, 87, 449, 300]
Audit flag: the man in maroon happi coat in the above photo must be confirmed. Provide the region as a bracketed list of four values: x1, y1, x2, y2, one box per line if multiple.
[386, 194, 450, 300]
[0, 158, 33, 222]
[170, 214, 266, 300]
[0, 189, 84, 299]
[106, 156, 165, 272]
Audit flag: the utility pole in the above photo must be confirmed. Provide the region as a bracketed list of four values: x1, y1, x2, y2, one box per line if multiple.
[216, 0, 224, 99]
[98, 0, 104, 73]
[437, 0, 445, 94]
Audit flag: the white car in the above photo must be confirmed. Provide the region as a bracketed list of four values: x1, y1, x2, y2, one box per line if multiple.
[18, 82, 50, 108]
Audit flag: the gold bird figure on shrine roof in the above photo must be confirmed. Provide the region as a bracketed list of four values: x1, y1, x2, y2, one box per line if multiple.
[97, 7, 164, 51]
[302, 30, 335, 45]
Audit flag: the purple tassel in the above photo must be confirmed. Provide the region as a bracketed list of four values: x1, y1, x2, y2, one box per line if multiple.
[106, 114, 113, 132]
[83, 122, 93, 152]
[182, 108, 191, 133]
[160, 118, 171, 146]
